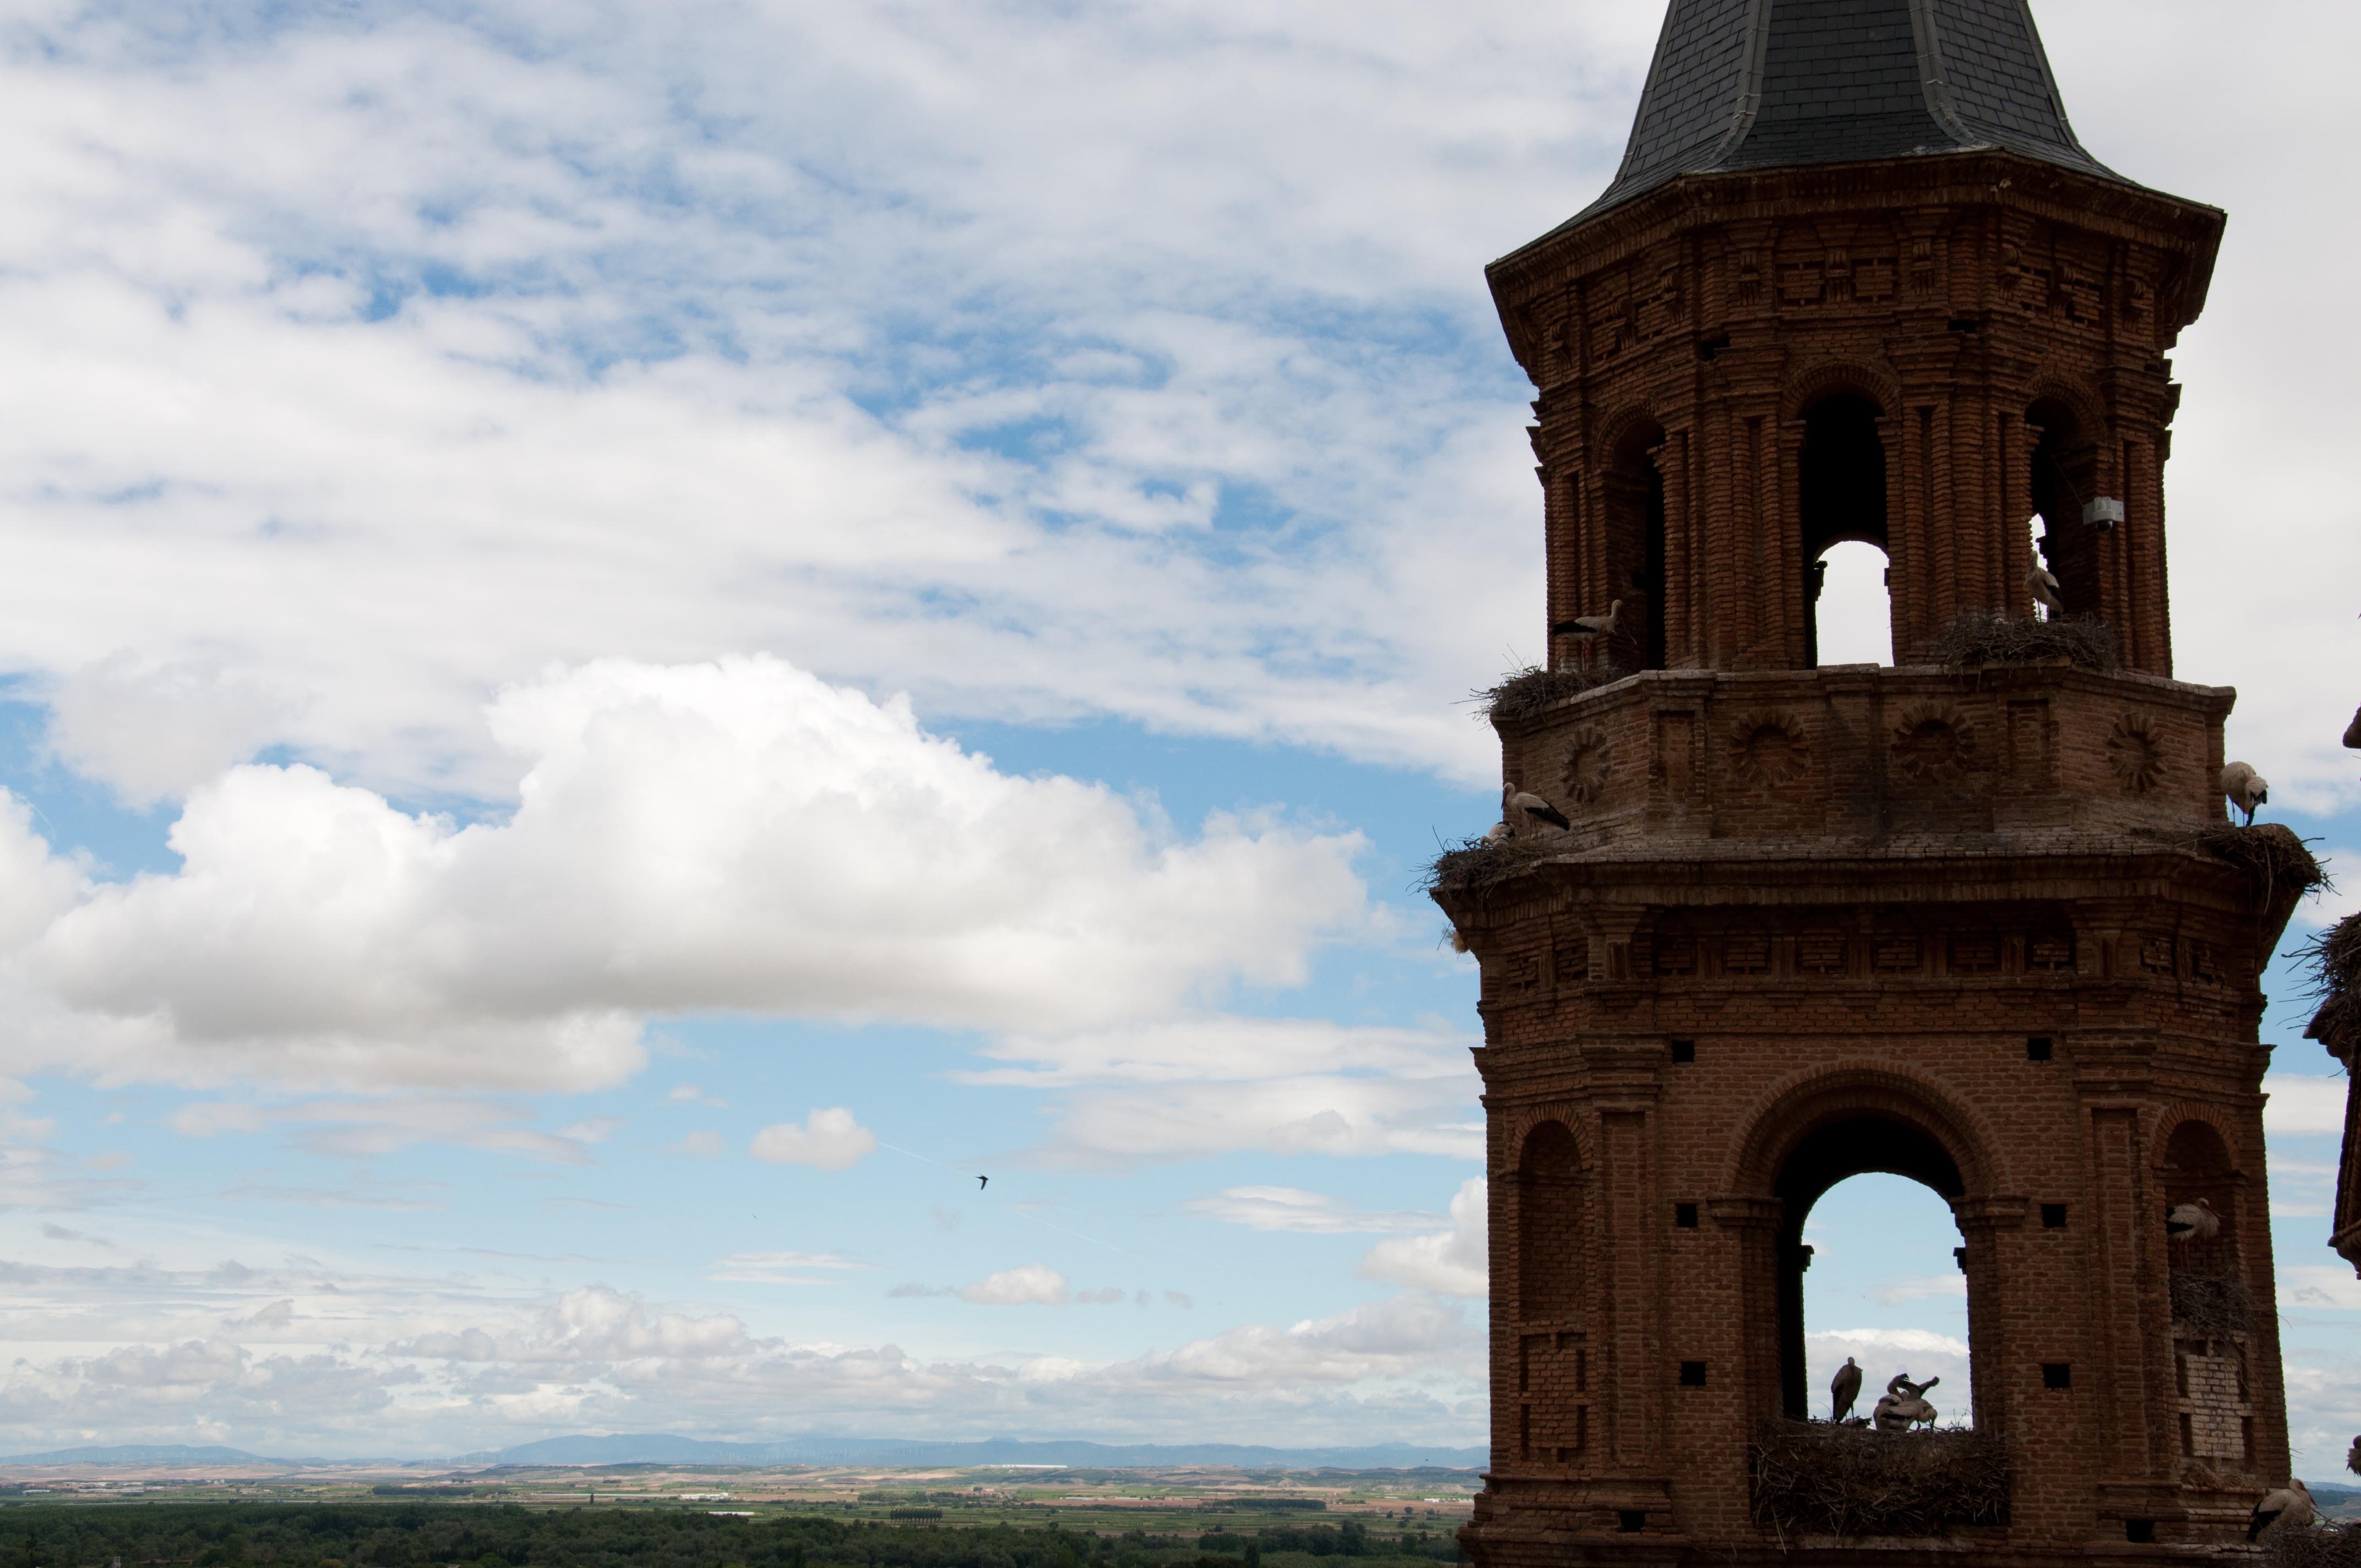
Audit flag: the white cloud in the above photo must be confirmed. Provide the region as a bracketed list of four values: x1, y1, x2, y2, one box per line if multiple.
[1185, 1185, 1449, 1234]
[960, 1265, 1070, 1306]
[750, 1108, 877, 1171]
[0, 657, 1369, 1095]
[969, 1017, 1478, 1164]
[676, 1130, 726, 1158]
[705, 1251, 872, 1286]
[1805, 1327, 1972, 1425]
[1357, 1178, 1486, 1298]
[2265, 1075, 2349, 1137]
[2281, 1266, 2361, 1311]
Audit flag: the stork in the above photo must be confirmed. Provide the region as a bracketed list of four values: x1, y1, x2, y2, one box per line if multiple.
[1830, 1357, 1863, 1424]
[2166, 1196, 2221, 1242]
[2222, 762, 2268, 826]
[2026, 559, 2065, 620]
[1503, 781, 1570, 835]
[1550, 600, 1623, 670]
[2248, 1480, 2314, 1542]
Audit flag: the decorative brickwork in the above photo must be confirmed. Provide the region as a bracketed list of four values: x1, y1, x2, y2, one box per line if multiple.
[1445, 2, 2304, 1562]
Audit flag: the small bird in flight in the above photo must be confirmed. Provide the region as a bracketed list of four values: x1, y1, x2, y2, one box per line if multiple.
[977, 1175, 989, 1189]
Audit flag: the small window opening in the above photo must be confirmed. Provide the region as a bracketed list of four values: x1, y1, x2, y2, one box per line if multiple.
[2026, 1036, 2054, 1062]
[2126, 1521, 2156, 1544]
[2042, 1362, 2072, 1389]
[1675, 1203, 1700, 1229]
[2041, 1204, 2068, 1230]
[1679, 1361, 1707, 1387]
[1617, 1511, 1647, 1534]
[1670, 1039, 1696, 1064]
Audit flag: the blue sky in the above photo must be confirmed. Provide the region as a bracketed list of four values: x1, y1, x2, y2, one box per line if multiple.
[0, 0, 2356, 1473]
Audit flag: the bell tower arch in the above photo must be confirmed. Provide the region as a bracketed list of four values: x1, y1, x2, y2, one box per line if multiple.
[1444, 1, 2310, 1562]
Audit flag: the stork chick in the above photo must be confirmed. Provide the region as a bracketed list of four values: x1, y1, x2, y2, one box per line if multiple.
[2166, 1196, 2221, 1242]
[1503, 781, 1570, 835]
[2222, 762, 2268, 826]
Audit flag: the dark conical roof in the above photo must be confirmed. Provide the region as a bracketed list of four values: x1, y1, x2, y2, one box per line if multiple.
[1571, 0, 2119, 224]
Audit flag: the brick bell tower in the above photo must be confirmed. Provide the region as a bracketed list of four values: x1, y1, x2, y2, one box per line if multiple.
[1442, 0, 2311, 1561]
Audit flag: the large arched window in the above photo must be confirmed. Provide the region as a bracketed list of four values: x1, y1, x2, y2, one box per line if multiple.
[1801, 1173, 1972, 1424]
[1798, 394, 1889, 667]
[2027, 396, 2104, 622]
[1600, 421, 1669, 671]
[1774, 1114, 1965, 1420]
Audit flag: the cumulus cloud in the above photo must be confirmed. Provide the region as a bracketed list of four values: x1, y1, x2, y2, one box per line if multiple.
[1357, 1178, 1486, 1298]
[750, 1108, 877, 1170]
[0, 657, 1369, 1093]
[960, 1265, 1070, 1306]
[1805, 1327, 1972, 1423]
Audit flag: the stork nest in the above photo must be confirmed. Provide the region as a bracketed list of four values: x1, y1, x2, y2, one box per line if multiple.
[2168, 824, 2329, 909]
[1927, 610, 2119, 672]
[2299, 912, 2361, 1054]
[1750, 1423, 2010, 1538]
[2266, 1521, 2361, 1568]
[2169, 1274, 2255, 1336]
[1477, 662, 1622, 723]
[1425, 833, 1559, 903]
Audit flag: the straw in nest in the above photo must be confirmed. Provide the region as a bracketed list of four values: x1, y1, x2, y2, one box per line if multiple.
[2169, 1275, 2254, 1336]
[1426, 834, 1559, 903]
[1477, 663, 1620, 724]
[2266, 1521, 2361, 1568]
[1749, 1423, 2010, 1538]
[1927, 611, 2119, 672]
[2173, 823, 2329, 908]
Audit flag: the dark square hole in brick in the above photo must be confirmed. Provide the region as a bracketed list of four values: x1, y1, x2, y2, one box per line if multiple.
[2042, 1362, 2072, 1390]
[1679, 1360, 1706, 1387]
[1675, 1202, 1699, 1229]
[2027, 1036, 2054, 1062]
[1617, 1512, 1646, 1535]
[1670, 1039, 1696, 1064]
[2125, 1521, 2156, 1544]
[2042, 1204, 2067, 1229]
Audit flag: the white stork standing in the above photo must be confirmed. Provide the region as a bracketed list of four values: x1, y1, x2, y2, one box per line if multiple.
[2026, 557, 2066, 620]
[1550, 600, 1623, 671]
[2166, 1196, 2221, 1242]
[1503, 781, 1571, 836]
[1830, 1357, 1863, 1424]
[2247, 1480, 2314, 1541]
[2222, 762, 2269, 826]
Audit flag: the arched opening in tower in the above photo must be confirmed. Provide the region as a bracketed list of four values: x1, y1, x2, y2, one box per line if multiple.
[2158, 1120, 2256, 1469]
[2027, 398, 2104, 622]
[1799, 1173, 1972, 1427]
[1775, 1115, 1969, 1424]
[1798, 394, 1889, 668]
[1600, 421, 1668, 671]
[1813, 540, 1894, 665]
[1514, 1120, 1590, 1466]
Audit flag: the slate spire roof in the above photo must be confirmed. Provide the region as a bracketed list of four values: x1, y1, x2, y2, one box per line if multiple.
[1574, 0, 2119, 222]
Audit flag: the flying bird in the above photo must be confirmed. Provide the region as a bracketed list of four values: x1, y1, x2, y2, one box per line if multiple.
[1830, 1357, 1862, 1423]
[2166, 1197, 2220, 1242]
[2026, 556, 2065, 619]
[977, 1175, 988, 1190]
[2222, 762, 2268, 826]
[1503, 782, 1571, 835]
[2248, 1481, 2314, 1542]
[1551, 600, 1623, 668]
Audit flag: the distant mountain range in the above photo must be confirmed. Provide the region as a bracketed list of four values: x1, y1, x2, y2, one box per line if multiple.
[0, 1445, 275, 1466]
[456, 1435, 1487, 1469]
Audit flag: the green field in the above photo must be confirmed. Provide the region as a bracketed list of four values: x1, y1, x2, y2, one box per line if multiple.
[0, 1503, 1467, 1568]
